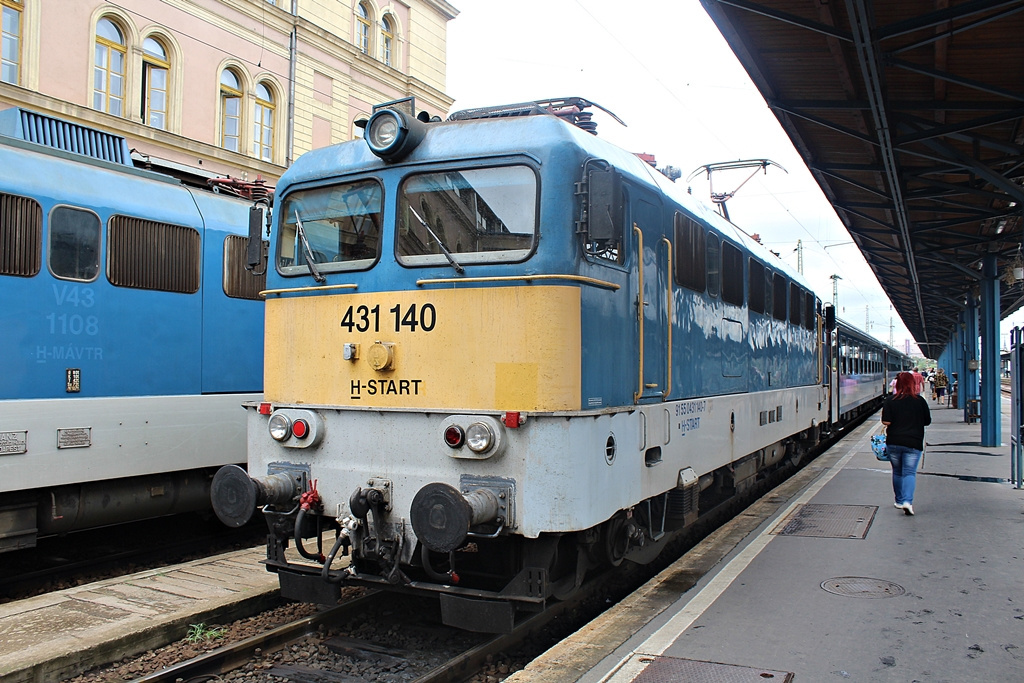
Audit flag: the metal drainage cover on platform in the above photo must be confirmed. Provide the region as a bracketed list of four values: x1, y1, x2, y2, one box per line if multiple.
[821, 576, 906, 598]
[631, 655, 794, 682]
[772, 504, 876, 539]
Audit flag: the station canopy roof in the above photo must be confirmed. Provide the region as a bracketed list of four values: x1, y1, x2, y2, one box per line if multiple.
[701, 0, 1024, 357]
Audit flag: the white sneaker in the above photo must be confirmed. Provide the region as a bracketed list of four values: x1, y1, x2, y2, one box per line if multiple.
[894, 502, 903, 509]
[903, 503, 914, 516]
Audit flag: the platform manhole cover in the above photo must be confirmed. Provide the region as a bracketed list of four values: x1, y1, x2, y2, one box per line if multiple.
[773, 504, 876, 538]
[821, 576, 905, 598]
[631, 655, 793, 682]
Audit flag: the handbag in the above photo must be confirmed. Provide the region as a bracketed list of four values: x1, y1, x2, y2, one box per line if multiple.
[871, 434, 889, 461]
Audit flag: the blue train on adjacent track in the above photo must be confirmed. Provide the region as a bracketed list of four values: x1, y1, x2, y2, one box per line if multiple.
[209, 97, 911, 631]
[0, 108, 265, 552]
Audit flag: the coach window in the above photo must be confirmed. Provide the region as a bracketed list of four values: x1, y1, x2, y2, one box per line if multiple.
[398, 166, 536, 266]
[772, 272, 787, 321]
[279, 179, 383, 275]
[789, 282, 802, 326]
[93, 18, 126, 117]
[220, 68, 242, 152]
[0, 191, 42, 277]
[49, 207, 100, 281]
[805, 293, 817, 330]
[1, 0, 21, 85]
[748, 258, 765, 314]
[673, 213, 705, 292]
[721, 241, 743, 306]
[141, 37, 169, 130]
[705, 232, 720, 298]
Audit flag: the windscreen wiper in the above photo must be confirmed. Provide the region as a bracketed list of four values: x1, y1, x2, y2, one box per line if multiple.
[293, 210, 326, 283]
[408, 205, 464, 274]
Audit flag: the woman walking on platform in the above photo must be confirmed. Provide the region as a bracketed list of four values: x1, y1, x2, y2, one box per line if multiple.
[881, 372, 931, 515]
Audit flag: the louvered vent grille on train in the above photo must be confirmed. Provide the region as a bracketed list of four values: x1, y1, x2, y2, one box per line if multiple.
[224, 234, 266, 300]
[0, 192, 43, 277]
[108, 216, 201, 293]
[0, 108, 132, 165]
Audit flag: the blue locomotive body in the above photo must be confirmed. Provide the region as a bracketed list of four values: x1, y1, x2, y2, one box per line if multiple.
[210, 99, 906, 631]
[0, 109, 265, 550]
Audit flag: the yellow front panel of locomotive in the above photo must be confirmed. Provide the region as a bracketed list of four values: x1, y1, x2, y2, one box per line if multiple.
[264, 285, 582, 411]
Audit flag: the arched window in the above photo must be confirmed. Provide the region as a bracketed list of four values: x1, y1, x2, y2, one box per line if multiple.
[220, 68, 242, 152]
[252, 82, 275, 162]
[141, 37, 169, 129]
[1, 0, 22, 85]
[356, 2, 371, 55]
[380, 15, 393, 66]
[93, 18, 126, 116]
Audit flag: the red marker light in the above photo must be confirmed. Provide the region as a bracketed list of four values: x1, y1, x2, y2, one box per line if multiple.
[292, 419, 309, 439]
[444, 425, 465, 448]
[258, 402, 272, 415]
[503, 411, 522, 428]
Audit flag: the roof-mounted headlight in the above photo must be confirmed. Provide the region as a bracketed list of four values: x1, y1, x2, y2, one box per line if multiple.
[365, 109, 426, 162]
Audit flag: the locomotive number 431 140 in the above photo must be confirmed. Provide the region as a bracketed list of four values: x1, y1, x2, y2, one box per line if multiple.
[339, 303, 437, 333]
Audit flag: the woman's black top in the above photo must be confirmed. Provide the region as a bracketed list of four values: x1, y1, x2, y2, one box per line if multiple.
[881, 394, 932, 451]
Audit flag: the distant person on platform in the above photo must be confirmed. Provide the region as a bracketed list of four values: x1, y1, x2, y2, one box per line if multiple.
[913, 368, 926, 395]
[934, 368, 949, 404]
[881, 371, 931, 516]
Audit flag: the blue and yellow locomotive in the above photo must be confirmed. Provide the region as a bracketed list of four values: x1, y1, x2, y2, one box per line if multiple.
[212, 98, 904, 631]
[0, 109, 265, 551]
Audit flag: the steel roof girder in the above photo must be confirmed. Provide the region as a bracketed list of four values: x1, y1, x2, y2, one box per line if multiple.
[895, 107, 1024, 149]
[885, 57, 1024, 104]
[876, 0, 1024, 39]
[767, 100, 878, 145]
[846, 0, 927, 342]
[917, 136, 1024, 205]
[812, 167, 892, 200]
[711, 0, 854, 41]
[885, 1, 1024, 51]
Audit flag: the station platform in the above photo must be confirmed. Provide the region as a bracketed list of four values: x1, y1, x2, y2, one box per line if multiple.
[0, 545, 280, 683]
[512, 396, 1024, 682]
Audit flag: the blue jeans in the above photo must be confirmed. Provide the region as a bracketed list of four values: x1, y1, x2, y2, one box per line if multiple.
[888, 444, 922, 505]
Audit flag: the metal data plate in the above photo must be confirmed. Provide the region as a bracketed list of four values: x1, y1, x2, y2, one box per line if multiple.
[0, 431, 28, 455]
[772, 504, 876, 539]
[631, 655, 794, 683]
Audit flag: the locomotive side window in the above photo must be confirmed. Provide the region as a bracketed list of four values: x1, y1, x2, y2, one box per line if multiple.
[805, 294, 817, 330]
[398, 166, 536, 266]
[585, 166, 624, 263]
[278, 179, 383, 275]
[772, 272, 787, 321]
[108, 216, 200, 293]
[49, 206, 100, 282]
[673, 213, 705, 292]
[748, 258, 765, 314]
[0, 191, 42, 277]
[224, 234, 266, 300]
[706, 232, 720, 298]
[789, 283, 802, 326]
[721, 241, 743, 306]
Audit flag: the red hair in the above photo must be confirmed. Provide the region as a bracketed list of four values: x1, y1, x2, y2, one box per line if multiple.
[893, 371, 917, 399]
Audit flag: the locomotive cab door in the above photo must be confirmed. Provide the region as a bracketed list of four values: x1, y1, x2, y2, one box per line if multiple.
[632, 197, 671, 403]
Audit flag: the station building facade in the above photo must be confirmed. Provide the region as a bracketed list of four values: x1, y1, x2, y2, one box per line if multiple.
[0, 0, 457, 184]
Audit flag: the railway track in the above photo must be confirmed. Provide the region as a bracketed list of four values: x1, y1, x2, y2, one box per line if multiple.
[60, 410, 879, 683]
[132, 582, 600, 683]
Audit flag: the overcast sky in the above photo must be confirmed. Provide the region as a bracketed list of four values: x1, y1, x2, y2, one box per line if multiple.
[444, 0, 1024, 356]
